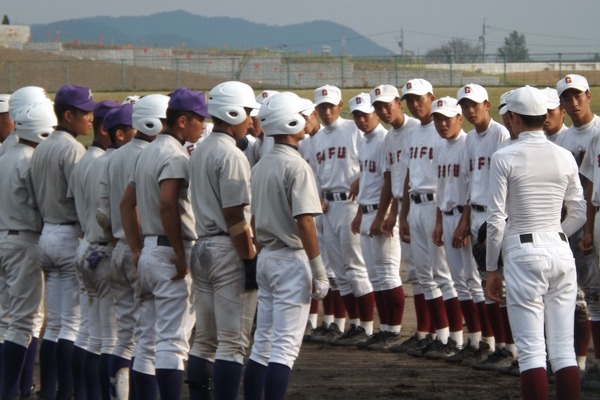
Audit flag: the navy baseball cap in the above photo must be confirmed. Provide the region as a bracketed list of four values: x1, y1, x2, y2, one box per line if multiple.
[168, 87, 210, 118]
[93, 99, 120, 119]
[103, 103, 133, 131]
[54, 84, 97, 112]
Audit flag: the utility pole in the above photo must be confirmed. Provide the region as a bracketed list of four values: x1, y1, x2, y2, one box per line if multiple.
[479, 19, 486, 63]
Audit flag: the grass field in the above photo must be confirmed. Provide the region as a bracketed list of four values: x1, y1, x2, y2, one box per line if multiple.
[75, 86, 600, 147]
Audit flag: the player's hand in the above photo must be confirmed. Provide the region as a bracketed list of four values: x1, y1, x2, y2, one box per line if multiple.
[486, 271, 504, 304]
[170, 255, 189, 281]
[369, 215, 384, 237]
[432, 222, 443, 247]
[311, 278, 330, 300]
[321, 200, 329, 214]
[243, 257, 259, 291]
[351, 213, 361, 235]
[452, 221, 470, 249]
[399, 218, 410, 243]
[381, 213, 397, 237]
[578, 232, 594, 255]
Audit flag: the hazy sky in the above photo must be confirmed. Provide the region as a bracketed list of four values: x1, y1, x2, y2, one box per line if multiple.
[3, 0, 600, 55]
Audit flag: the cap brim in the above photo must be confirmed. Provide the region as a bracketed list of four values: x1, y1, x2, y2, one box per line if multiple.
[315, 97, 341, 106]
[458, 95, 487, 104]
[558, 84, 588, 97]
[371, 95, 396, 104]
[250, 109, 259, 117]
[499, 105, 508, 115]
[401, 90, 428, 100]
[351, 106, 374, 114]
[75, 99, 97, 112]
[430, 109, 460, 118]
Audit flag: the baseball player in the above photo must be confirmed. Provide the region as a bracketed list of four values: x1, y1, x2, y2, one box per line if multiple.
[121, 87, 206, 400]
[429, 96, 485, 359]
[486, 85, 585, 400]
[309, 84, 375, 344]
[298, 100, 348, 343]
[0, 94, 12, 144]
[454, 83, 512, 368]
[346, 92, 404, 350]
[559, 73, 600, 389]
[541, 87, 568, 142]
[0, 93, 11, 374]
[0, 102, 54, 399]
[79, 104, 135, 399]
[187, 81, 260, 400]
[243, 91, 329, 400]
[369, 84, 427, 353]
[252, 90, 279, 162]
[30, 84, 96, 400]
[67, 98, 119, 400]
[98, 94, 168, 400]
[398, 79, 460, 358]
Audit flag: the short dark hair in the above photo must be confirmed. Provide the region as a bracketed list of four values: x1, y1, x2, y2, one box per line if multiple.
[108, 124, 128, 144]
[165, 109, 203, 128]
[92, 117, 104, 134]
[54, 104, 82, 123]
[512, 112, 546, 129]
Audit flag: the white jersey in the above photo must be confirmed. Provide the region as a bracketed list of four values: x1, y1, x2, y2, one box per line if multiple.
[579, 125, 600, 206]
[0, 133, 18, 157]
[555, 115, 600, 168]
[435, 130, 469, 212]
[464, 120, 510, 207]
[400, 121, 443, 194]
[310, 117, 362, 193]
[100, 138, 151, 241]
[356, 124, 388, 206]
[546, 124, 568, 143]
[67, 145, 105, 239]
[384, 116, 419, 199]
[183, 122, 213, 156]
[83, 149, 114, 243]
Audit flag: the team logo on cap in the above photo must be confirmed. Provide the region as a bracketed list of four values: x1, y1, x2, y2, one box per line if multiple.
[88, 89, 93, 99]
[406, 83, 412, 89]
[465, 86, 471, 93]
[356, 97, 362, 104]
[565, 77, 572, 84]
[322, 89, 328, 96]
[437, 100, 444, 107]
[261, 92, 269, 99]
[375, 88, 381, 96]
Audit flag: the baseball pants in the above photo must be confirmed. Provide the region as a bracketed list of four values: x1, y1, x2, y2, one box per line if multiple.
[0, 231, 43, 348]
[82, 242, 117, 355]
[359, 210, 401, 291]
[503, 232, 577, 373]
[132, 237, 195, 375]
[249, 246, 311, 369]
[74, 239, 90, 350]
[322, 200, 372, 297]
[189, 235, 257, 364]
[110, 240, 139, 360]
[443, 211, 484, 303]
[38, 223, 81, 343]
[408, 199, 455, 300]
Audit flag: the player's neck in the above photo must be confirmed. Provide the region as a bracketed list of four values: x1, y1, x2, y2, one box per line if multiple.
[474, 114, 491, 133]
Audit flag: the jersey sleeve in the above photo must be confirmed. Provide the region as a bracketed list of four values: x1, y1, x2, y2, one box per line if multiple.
[486, 151, 509, 271]
[219, 152, 251, 208]
[290, 162, 322, 218]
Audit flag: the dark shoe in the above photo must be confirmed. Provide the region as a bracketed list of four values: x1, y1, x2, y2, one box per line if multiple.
[446, 339, 477, 364]
[334, 325, 369, 346]
[407, 334, 435, 358]
[426, 338, 459, 360]
[367, 331, 402, 351]
[388, 333, 420, 353]
[311, 322, 342, 344]
[582, 364, 600, 391]
[473, 347, 514, 372]
[462, 341, 493, 367]
[356, 331, 385, 349]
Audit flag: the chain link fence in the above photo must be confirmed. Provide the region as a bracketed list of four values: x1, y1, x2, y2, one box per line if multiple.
[1, 49, 599, 92]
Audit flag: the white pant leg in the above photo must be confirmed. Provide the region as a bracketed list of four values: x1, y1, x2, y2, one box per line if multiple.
[360, 211, 401, 291]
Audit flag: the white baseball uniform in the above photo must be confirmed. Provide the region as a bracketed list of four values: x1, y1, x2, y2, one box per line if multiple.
[486, 129, 585, 373]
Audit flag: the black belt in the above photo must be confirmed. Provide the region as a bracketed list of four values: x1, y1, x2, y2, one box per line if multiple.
[157, 236, 172, 247]
[94, 242, 109, 246]
[471, 204, 486, 212]
[443, 206, 464, 216]
[59, 221, 77, 226]
[410, 193, 434, 204]
[324, 192, 348, 201]
[7, 230, 19, 235]
[361, 204, 379, 214]
[596, 206, 600, 212]
[519, 232, 567, 244]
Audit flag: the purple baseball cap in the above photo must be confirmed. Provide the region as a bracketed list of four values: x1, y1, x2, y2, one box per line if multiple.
[93, 99, 120, 119]
[168, 87, 210, 118]
[103, 103, 133, 131]
[54, 84, 97, 112]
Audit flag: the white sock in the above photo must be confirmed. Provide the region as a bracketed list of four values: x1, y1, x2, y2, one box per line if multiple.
[468, 331, 482, 346]
[436, 327, 449, 344]
[389, 324, 402, 334]
[482, 336, 495, 351]
[417, 331, 428, 340]
[577, 356, 587, 371]
[308, 314, 318, 328]
[505, 343, 517, 357]
[450, 331, 463, 347]
[379, 324, 389, 332]
[334, 318, 346, 332]
[323, 315, 334, 326]
[360, 320, 374, 336]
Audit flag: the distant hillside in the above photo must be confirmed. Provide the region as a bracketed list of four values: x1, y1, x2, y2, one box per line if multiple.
[30, 10, 393, 56]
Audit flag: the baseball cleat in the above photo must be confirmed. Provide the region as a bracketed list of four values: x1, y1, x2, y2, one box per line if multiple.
[446, 339, 477, 364]
[461, 340, 493, 367]
[472, 347, 514, 372]
[388, 333, 420, 353]
[407, 334, 435, 357]
[365, 331, 402, 351]
[425, 337, 459, 360]
[334, 325, 369, 346]
[310, 322, 342, 344]
[582, 364, 600, 390]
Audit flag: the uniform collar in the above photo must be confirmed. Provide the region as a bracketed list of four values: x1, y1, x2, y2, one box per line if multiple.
[161, 131, 185, 146]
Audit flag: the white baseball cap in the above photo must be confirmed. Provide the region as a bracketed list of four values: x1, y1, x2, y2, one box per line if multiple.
[430, 96, 462, 117]
[556, 74, 589, 97]
[349, 93, 374, 114]
[498, 90, 513, 116]
[0, 94, 9, 113]
[541, 87, 561, 110]
[300, 98, 316, 116]
[253, 90, 280, 116]
[314, 85, 342, 106]
[506, 86, 547, 116]
[457, 83, 488, 104]
[401, 78, 433, 100]
[370, 84, 399, 104]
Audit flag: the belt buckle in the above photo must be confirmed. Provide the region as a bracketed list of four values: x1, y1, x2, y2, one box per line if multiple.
[333, 193, 342, 202]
